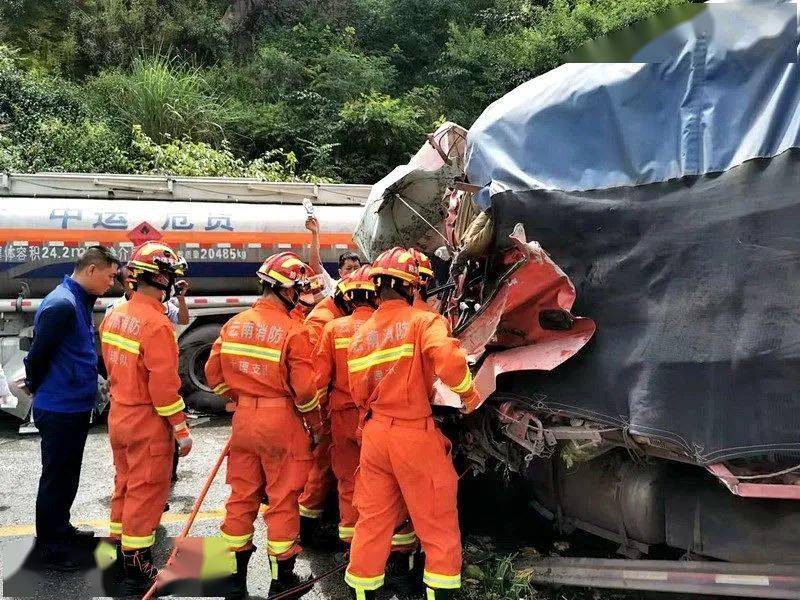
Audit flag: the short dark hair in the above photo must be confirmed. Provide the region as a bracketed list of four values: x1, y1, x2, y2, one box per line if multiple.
[75, 245, 120, 272]
[338, 252, 361, 268]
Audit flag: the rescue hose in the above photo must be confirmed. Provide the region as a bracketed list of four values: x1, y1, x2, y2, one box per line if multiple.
[141, 435, 233, 600]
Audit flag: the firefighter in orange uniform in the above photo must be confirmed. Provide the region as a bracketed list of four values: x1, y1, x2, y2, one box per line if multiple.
[305, 284, 348, 345]
[344, 247, 481, 600]
[100, 242, 192, 596]
[297, 281, 351, 546]
[205, 252, 323, 600]
[313, 266, 375, 546]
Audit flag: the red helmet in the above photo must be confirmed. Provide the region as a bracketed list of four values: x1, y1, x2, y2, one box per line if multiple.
[127, 242, 184, 292]
[369, 247, 420, 287]
[408, 248, 433, 285]
[338, 265, 376, 301]
[257, 252, 310, 288]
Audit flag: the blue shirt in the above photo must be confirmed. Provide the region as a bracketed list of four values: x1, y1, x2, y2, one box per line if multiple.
[25, 276, 99, 413]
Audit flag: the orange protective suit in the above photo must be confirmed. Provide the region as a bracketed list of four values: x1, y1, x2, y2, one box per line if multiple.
[297, 295, 343, 519]
[100, 293, 187, 551]
[205, 298, 322, 564]
[344, 298, 480, 596]
[314, 305, 372, 542]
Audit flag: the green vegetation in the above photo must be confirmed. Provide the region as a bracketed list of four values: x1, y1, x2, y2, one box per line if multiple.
[0, 0, 688, 181]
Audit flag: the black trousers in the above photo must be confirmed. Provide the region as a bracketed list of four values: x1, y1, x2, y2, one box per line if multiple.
[34, 408, 92, 541]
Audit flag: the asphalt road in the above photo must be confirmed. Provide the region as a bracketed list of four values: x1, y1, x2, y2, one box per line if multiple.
[0, 412, 358, 600]
[0, 412, 712, 600]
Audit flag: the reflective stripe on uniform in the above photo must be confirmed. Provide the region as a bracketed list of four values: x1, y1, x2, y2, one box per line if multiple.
[450, 369, 473, 394]
[109, 521, 122, 535]
[213, 383, 230, 396]
[220, 341, 281, 362]
[299, 504, 323, 518]
[391, 531, 417, 546]
[347, 343, 414, 373]
[220, 529, 253, 548]
[121, 533, 156, 549]
[266, 539, 295, 555]
[423, 570, 461, 589]
[345, 570, 385, 591]
[334, 337, 352, 349]
[101, 331, 140, 355]
[338, 526, 355, 540]
[155, 397, 185, 417]
[296, 391, 321, 413]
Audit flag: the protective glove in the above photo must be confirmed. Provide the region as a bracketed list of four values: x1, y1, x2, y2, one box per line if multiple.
[173, 421, 193, 457]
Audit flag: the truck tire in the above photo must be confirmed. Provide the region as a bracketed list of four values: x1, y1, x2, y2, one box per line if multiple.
[178, 323, 226, 413]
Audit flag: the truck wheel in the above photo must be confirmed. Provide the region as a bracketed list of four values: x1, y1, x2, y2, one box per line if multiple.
[178, 323, 226, 413]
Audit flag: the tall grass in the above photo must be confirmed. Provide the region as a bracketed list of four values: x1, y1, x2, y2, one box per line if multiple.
[86, 54, 229, 143]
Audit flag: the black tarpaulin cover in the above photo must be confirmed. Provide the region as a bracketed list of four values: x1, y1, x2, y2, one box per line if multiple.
[491, 149, 800, 464]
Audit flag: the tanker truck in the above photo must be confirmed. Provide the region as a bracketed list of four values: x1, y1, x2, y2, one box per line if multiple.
[0, 172, 368, 426]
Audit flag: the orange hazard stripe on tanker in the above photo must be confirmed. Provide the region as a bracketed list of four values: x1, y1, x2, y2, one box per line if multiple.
[0, 229, 355, 246]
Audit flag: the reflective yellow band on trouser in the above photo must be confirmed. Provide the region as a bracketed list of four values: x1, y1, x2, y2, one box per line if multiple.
[423, 570, 461, 589]
[101, 331, 140, 355]
[220, 341, 281, 362]
[155, 397, 185, 417]
[299, 504, 323, 518]
[266, 539, 295, 555]
[391, 531, 417, 546]
[109, 521, 122, 535]
[345, 570, 385, 591]
[449, 369, 473, 394]
[220, 529, 253, 549]
[338, 526, 355, 540]
[347, 343, 415, 373]
[121, 533, 156, 549]
[334, 337, 352, 349]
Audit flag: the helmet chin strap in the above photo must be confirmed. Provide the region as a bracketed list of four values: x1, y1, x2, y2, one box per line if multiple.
[275, 286, 299, 311]
[390, 279, 415, 304]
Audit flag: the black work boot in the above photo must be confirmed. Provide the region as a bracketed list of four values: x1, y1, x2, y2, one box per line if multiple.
[267, 556, 313, 599]
[223, 546, 255, 600]
[299, 516, 340, 551]
[119, 547, 158, 597]
[386, 551, 422, 595]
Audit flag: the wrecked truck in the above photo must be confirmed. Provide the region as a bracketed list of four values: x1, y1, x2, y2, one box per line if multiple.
[354, 2, 800, 587]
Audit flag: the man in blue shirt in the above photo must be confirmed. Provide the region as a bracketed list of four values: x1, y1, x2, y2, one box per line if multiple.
[24, 246, 119, 571]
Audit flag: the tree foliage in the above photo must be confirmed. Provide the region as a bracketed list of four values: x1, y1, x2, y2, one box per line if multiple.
[0, 0, 690, 181]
